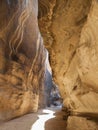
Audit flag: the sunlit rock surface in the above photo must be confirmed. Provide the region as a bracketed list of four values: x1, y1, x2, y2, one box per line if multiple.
[0, 0, 46, 120]
[38, 0, 98, 129]
[75, 0, 98, 113]
[38, 0, 96, 113]
[62, 0, 98, 114]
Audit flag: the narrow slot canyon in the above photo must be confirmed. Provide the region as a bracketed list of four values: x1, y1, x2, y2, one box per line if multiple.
[0, 0, 98, 130]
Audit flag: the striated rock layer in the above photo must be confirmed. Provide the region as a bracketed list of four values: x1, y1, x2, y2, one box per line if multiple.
[0, 0, 98, 127]
[0, 0, 46, 120]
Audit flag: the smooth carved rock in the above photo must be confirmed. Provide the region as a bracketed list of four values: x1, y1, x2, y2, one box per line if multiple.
[0, 0, 46, 121]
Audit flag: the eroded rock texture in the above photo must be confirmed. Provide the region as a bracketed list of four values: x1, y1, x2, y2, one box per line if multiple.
[39, 0, 98, 128]
[38, 0, 93, 112]
[75, 0, 98, 113]
[0, 0, 46, 120]
[0, 1, 98, 129]
[67, 116, 98, 130]
[63, 0, 98, 114]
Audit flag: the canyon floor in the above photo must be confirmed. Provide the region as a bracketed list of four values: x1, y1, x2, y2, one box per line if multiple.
[0, 106, 67, 130]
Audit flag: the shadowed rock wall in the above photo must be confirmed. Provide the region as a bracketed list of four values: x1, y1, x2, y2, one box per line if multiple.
[0, 0, 46, 121]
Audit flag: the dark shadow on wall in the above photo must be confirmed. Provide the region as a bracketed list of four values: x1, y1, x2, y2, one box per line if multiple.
[44, 68, 62, 108]
[44, 51, 62, 108]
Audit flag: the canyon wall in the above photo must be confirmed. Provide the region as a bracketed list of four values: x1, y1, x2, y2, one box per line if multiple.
[71, 0, 98, 113]
[39, 0, 98, 115]
[38, 0, 98, 129]
[0, 0, 46, 121]
[0, 0, 98, 127]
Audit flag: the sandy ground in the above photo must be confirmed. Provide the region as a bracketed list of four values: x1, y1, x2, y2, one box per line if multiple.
[0, 106, 67, 130]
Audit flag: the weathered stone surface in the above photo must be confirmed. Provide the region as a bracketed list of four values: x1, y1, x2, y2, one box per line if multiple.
[0, 0, 46, 120]
[67, 116, 98, 130]
[38, 0, 98, 129]
[0, 1, 98, 129]
[38, 0, 94, 112]
[62, 0, 98, 114]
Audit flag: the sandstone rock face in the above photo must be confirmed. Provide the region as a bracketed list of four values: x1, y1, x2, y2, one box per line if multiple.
[75, 0, 98, 113]
[62, 0, 98, 114]
[0, 0, 46, 120]
[39, 0, 98, 129]
[38, 0, 94, 113]
[0, 0, 98, 126]
[67, 116, 98, 130]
